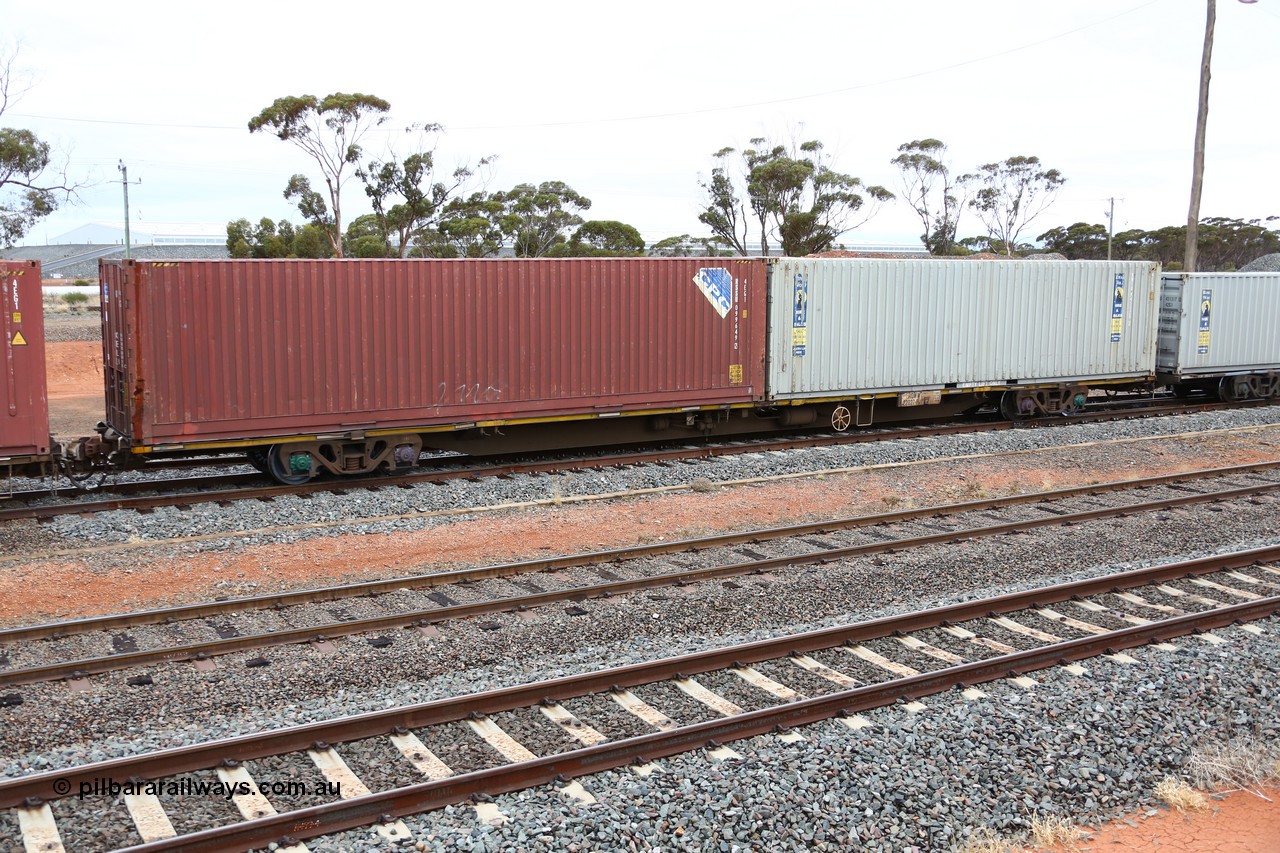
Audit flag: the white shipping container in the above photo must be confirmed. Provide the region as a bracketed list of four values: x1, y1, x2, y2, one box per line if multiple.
[767, 258, 1160, 400]
[1156, 272, 1280, 378]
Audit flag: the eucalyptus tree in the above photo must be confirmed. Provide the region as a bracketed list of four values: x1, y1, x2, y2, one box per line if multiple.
[249, 92, 392, 257]
[699, 136, 891, 257]
[890, 138, 966, 255]
[967, 155, 1065, 257]
[357, 123, 494, 258]
[496, 181, 591, 257]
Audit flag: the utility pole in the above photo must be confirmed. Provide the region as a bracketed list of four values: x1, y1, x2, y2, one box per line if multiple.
[1185, 0, 1257, 272]
[115, 160, 141, 259]
[1185, 0, 1215, 273]
[1105, 197, 1116, 261]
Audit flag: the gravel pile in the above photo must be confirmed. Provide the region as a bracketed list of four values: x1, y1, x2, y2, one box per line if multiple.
[1240, 253, 1280, 272]
[14, 404, 1280, 552]
[4, 244, 231, 280]
[41, 314, 102, 343]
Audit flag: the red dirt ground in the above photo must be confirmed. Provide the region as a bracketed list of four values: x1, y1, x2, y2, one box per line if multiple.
[1035, 788, 1280, 852]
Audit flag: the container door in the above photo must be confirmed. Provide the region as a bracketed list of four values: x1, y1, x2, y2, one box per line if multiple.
[0, 260, 50, 457]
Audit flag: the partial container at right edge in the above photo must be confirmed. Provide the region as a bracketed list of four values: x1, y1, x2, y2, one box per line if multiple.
[1156, 271, 1280, 381]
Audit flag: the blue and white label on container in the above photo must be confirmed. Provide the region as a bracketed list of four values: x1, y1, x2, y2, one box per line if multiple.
[792, 272, 809, 356]
[1197, 288, 1212, 354]
[693, 268, 734, 319]
[1109, 273, 1125, 343]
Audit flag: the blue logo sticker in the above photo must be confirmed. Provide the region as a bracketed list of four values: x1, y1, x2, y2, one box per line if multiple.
[693, 268, 734, 318]
[1197, 288, 1212, 353]
[792, 272, 808, 356]
[1110, 273, 1125, 343]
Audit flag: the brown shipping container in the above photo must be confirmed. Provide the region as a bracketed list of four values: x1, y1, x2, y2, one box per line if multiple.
[100, 258, 768, 449]
[0, 259, 50, 461]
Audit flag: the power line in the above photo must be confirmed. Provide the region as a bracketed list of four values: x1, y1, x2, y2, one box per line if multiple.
[8, 1, 1164, 134]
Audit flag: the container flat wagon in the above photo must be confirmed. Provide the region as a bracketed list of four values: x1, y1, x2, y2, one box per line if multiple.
[1156, 271, 1280, 400]
[767, 258, 1161, 427]
[99, 258, 768, 482]
[0, 259, 51, 477]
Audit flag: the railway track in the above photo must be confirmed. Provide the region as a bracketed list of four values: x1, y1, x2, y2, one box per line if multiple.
[0, 397, 1268, 523]
[2, 545, 1277, 852]
[2, 460, 1276, 689]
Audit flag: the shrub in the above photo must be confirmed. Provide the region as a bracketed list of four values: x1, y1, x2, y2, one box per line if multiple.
[63, 292, 90, 306]
[73, 279, 91, 287]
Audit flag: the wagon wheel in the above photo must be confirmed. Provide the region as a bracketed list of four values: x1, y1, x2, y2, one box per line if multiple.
[1059, 390, 1088, 417]
[831, 405, 853, 432]
[246, 447, 270, 474]
[999, 390, 1033, 420]
[1218, 376, 1252, 402]
[266, 445, 316, 486]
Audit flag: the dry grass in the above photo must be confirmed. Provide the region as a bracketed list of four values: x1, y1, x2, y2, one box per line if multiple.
[42, 291, 100, 314]
[689, 477, 717, 493]
[1154, 776, 1209, 812]
[954, 827, 1011, 853]
[1187, 736, 1280, 799]
[1028, 815, 1085, 849]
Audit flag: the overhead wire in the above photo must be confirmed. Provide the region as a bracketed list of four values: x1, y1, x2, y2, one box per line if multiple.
[9, 0, 1166, 134]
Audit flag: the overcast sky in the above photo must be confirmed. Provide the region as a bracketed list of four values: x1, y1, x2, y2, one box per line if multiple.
[4, 0, 1277, 249]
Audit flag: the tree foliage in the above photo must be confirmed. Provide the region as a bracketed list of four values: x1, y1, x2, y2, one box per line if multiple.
[249, 92, 392, 257]
[647, 234, 733, 257]
[1039, 216, 1280, 271]
[356, 124, 493, 258]
[967, 155, 1065, 256]
[423, 192, 506, 258]
[1036, 221, 1111, 260]
[890, 138, 966, 255]
[563, 220, 645, 256]
[698, 136, 891, 257]
[225, 217, 333, 259]
[0, 44, 77, 247]
[495, 181, 591, 257]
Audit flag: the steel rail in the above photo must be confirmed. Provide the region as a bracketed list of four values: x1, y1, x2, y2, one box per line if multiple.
[2, 543, 1278, 810]
[2, 398, 1265, 521]
[3, 476, 1278, 687]
[109, 592, 1280, 853]
[4, 460, 1277, 645]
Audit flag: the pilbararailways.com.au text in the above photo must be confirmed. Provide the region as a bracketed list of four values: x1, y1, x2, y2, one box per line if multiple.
[60, 777, 341, 801]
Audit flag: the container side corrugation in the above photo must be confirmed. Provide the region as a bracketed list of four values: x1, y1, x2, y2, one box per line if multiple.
[767, 259, 1160, 399]
[1156, 272, 1280, 376]
[101, 258, 768, 445]
[0, 259, 50, 458]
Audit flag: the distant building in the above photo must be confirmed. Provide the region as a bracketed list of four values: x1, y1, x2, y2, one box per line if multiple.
[41, 222, 225, 246]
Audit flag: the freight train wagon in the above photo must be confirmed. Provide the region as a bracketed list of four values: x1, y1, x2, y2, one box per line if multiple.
[765, 258, 1162, 427]
[1156, 271, 1280, 400]
[0, 259, 51, 479]
[94, 256, 1166, 484]
[98, 258, 770, 483]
